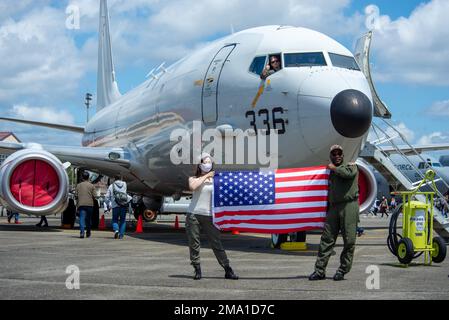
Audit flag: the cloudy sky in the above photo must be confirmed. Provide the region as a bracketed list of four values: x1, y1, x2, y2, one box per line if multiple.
[0, 0, 448, 152]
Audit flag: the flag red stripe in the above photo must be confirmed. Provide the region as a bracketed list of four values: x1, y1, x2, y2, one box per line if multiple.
[275, 196, 328, 204]
[214, 206, 327, 218]
[215, 217, 325, 225]
[275, 174, 329, 183]
[275, 185, 328, 193]
[275, 166, 327, 174]
[219, 226, 324, 234]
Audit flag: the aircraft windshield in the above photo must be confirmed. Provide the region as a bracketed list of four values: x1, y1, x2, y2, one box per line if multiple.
[329, 53, 360, 71]
[249, 56, 267, 75]
[284, 52, 326, 67]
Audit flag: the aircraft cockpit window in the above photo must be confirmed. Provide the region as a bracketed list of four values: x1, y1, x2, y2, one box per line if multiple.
[249, 56, 267, 76]
[260, 54, 282, 80]
[284, 52, 327, 67]
[433, 163, 442, 167]
[329, 53, 360, 71]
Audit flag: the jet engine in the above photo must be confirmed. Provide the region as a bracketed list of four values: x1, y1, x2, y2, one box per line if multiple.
[356, 159, 377, 214]
[0, 149, 69, 216]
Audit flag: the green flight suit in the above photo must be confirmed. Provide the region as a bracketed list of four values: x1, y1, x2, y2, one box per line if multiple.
[314, 163, 360, 276]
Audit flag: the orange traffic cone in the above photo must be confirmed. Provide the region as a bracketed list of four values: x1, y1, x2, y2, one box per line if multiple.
[135, 215, 143, 234]
[99, 214, 106, 230]
[174, 215, 180, 229]
[232, 230, 240, 235]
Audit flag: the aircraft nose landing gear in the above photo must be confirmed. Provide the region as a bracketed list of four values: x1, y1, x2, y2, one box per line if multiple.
[271, 232, 307, 250]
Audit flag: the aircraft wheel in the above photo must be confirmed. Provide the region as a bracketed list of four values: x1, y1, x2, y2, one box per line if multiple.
[431, 236, 447, 263]
[271, 234, 288, 249]
[143, 209, 158, 222]
[291, 231, 306, 242]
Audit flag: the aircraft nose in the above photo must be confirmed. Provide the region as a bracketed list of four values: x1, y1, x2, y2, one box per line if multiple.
[330, 89, 373, 138]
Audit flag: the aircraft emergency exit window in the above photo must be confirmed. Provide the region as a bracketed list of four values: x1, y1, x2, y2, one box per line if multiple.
[249, 56, 267, 75]
[418, 162, 439, 169]
[284, 52, 326, 67]
[329, 53, 360, 71]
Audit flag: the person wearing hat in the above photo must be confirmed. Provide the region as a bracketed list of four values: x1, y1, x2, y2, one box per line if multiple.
[186, 153, 238, 280]
[309, 145, 360, 281]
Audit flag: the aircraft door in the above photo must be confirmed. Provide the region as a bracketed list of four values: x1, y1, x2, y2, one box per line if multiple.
[202, 44, 236, 124]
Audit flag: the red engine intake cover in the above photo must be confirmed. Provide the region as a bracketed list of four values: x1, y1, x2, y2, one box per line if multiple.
[9, 160, 60, 207]
[358, 170, 369, 206]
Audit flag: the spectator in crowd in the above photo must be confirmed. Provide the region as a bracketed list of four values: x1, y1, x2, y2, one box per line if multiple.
[76, 171, 96, 239]
[7, 210, 20, 224]
[379, 196, 389, 218]
[36, 216, 49, 228]
[104, 175, 132, 240]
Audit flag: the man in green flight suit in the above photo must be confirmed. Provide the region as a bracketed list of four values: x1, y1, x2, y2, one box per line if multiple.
[309, 145, 360, 281]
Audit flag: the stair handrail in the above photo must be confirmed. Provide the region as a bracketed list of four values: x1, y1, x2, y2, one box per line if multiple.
[371, 119, 449, 211]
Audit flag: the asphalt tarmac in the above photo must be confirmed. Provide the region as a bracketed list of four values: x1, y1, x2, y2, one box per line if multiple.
[0, 213, 448, 300]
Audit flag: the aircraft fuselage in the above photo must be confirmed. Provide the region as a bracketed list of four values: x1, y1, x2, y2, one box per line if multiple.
[83, 26, 373, 197]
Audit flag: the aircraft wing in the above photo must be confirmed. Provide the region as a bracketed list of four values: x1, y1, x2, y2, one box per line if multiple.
[0, 142, 24, 154]
[0, 141, 131, 175]
[380, 143, 449, 155]
[0, 116, 85, 134]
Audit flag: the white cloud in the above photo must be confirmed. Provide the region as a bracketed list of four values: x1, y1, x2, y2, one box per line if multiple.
[0, 5, 86, 106]
[386, 122, 415, 143]
[11, 104, 75, 124]
[0, 0, 364, 110]
[417, 132, 449, 145]
[1, 102, 80, 147]
[426, 100, 449, 117]
[67, 0, 363, 68]
[367, 0, 449, 85]
[368, 121, 415, 145]
[0, 0, 48, 22]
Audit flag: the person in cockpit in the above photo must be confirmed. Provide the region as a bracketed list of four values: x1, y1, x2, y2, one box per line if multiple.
[260, 55, 281, 80]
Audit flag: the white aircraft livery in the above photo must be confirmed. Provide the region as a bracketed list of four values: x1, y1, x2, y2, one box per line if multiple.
[0, 0, 376, 219]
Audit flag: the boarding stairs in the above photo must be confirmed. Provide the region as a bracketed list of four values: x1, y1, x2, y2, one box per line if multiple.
[354, 31, 449, 240]
[360, 119, 449, 240]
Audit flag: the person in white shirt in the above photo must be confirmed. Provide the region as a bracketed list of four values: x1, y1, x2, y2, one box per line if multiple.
[186, 153, 238, 280]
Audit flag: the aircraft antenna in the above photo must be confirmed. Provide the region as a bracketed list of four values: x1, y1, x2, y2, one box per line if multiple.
[85, 93, 93, 123]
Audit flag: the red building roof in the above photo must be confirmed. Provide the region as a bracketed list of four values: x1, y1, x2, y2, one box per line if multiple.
[0, 132, 21, 142]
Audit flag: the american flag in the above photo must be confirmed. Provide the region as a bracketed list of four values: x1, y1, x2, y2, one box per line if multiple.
[212, 166, 329, 234]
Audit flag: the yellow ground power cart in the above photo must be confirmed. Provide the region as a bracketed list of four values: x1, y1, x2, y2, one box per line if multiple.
[387, 170, 447, 265]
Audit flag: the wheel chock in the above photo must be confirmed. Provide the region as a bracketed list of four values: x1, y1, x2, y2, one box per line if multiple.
[280, 242, 308, 251]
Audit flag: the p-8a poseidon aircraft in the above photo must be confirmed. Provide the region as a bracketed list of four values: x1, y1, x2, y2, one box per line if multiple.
[0, 0, 377, 220]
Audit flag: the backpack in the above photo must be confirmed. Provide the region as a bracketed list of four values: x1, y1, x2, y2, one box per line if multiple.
[113, 183, 128, 206]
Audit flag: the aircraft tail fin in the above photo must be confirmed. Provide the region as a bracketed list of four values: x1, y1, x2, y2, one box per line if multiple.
[97, 0, 121, 111]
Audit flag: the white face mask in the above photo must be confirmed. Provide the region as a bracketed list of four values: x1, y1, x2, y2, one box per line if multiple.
[200, 163, 212, 173]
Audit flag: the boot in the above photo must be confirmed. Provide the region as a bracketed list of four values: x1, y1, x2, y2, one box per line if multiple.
[308, 271, 325, 281]
[224, 266, 239, 280]
[193, 265, 202, 280]
[333, 271, 345, 281]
